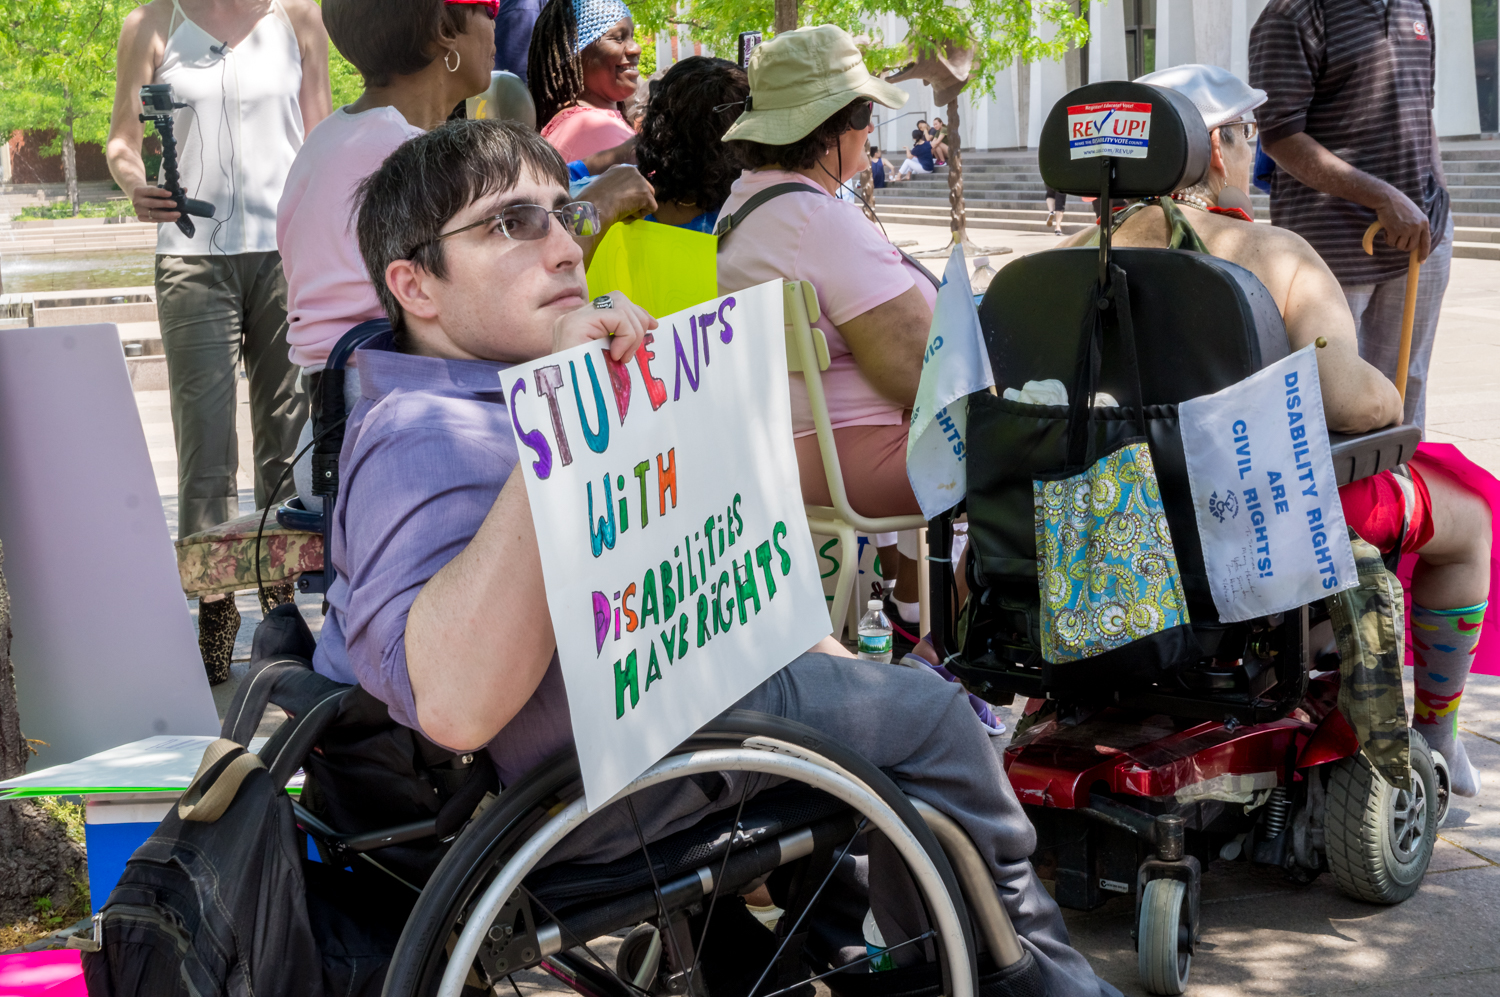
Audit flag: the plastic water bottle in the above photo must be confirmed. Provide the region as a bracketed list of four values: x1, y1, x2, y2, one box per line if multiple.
[863, 909, 895, 971]
[971, 256, 997, 294]
[857, 600, 893, 662]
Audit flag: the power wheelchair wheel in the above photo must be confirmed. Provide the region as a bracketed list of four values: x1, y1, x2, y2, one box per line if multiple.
[1430, 750, 1452, 829]
[1136, 878, 1190, 996]
[1325, 733, 1438, 904]
[384, 712, 1003, 997]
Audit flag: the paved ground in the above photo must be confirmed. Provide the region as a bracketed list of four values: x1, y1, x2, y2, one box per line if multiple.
[132, 225, 1500, 995]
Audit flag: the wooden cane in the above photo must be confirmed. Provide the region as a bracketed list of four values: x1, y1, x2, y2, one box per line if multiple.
[1361, 220, 1421, 404]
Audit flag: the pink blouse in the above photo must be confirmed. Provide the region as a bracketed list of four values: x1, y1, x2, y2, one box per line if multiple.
[541, 104, 634, 162]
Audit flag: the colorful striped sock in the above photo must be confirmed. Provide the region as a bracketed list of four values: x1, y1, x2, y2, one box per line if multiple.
[1411, 602, 1485, 797]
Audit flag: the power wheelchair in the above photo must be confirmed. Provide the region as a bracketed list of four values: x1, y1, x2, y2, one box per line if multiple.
[100, 323, 1050, 997]
[928, 83, 1437, 995]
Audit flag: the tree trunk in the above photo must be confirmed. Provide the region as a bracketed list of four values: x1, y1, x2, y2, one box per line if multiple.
[0, 542, 88, 923]
[63, 102, 80, 217]
[773, 0, 797, 34]
[946, 99, 966, 246]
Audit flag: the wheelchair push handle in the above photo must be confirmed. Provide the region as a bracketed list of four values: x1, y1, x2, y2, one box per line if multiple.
[1361, 220, 1420, 404]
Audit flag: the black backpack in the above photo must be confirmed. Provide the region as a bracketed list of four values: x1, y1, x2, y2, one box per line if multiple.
[81, 605, 495, 997]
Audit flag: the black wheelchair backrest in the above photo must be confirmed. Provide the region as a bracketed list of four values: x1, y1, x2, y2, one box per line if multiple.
[1038, 81, 1210, 198]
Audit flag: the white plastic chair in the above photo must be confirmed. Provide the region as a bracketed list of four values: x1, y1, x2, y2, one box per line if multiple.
[782, 281, 928, 641]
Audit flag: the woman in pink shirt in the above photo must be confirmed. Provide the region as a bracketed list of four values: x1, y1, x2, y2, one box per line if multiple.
[717, 25, 933, 632]
[528, 0, 639, 161]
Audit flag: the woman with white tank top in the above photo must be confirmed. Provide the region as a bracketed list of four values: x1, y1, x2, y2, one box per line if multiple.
[106, 0, 330, 684]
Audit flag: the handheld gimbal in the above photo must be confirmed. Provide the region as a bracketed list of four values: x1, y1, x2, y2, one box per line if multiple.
[139, 83, 216, 238]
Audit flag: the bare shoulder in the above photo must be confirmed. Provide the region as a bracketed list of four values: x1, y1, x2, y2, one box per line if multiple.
[279, 0, 328, 38]
[120, 0, 173, 49]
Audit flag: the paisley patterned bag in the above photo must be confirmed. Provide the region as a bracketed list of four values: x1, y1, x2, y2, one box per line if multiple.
[1034, 265, 1189, 664]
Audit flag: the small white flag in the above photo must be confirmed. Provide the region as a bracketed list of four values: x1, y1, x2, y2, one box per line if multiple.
[906, 245, 995, 519]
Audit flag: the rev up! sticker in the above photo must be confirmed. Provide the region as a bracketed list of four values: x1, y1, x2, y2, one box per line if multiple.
[1067, 101, 1152, 160]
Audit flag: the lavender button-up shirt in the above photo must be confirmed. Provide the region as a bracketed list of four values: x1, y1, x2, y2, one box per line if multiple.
[312, 332, 572, 785]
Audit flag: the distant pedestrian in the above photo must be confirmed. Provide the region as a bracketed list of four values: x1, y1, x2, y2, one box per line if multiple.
[1250, 6, 1450, 428]
[1044, 185, 1066, 236]
[897, 128, 934, 179]
[930, 115, 949, 165]
[106, 0, 330, 682]
[870, 146, 887, 188]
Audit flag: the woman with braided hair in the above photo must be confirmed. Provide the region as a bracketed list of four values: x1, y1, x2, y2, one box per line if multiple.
[527, 0, 639, 161]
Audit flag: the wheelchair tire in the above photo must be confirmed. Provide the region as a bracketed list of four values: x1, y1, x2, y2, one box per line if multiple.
[1136, 878, 1190, 996]
[383, 713, 977, 997]
[1325, 733, 1437, 905]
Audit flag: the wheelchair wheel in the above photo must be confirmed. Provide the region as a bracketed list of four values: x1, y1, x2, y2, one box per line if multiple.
[1137, 878, 1190, 996]
[383, 712, 979, 997]
[1325, 733, 1438, 904]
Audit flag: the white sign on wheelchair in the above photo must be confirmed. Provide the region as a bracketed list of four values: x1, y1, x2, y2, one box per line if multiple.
[506, 281, 830, 808]
[1067, 101, 1152, 160]
[1179, 345, 1358, 623]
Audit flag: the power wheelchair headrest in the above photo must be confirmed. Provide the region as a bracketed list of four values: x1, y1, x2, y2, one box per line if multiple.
[1038, 82, 1210, 198]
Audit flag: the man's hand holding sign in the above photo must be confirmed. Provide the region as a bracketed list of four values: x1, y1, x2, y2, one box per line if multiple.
[506, 280, 831, 807]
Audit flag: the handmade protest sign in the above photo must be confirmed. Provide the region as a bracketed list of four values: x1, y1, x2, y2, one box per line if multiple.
[1180, 345, 1357, 623]
[506, 281, 830, 808]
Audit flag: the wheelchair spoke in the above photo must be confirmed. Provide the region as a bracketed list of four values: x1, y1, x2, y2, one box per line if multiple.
[625, 795, 693, 993]
[517, 884, 630, 988]
[756, 930, 938, 997]
[686, 775, 754, 997]
[745, 817, 869, 997]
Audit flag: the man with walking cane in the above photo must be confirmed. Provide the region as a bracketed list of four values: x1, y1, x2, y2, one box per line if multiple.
[1249, 0, 1451, 431]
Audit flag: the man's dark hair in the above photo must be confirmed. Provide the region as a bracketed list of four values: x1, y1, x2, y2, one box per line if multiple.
[355, 120, 571, 341]
[730, 99, 867, 171]
[529, 0, 585, 128]
[324, 0, 480, 89]
[637, 57, 747, 215]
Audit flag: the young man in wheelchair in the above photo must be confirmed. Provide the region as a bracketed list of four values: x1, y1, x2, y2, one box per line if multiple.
[315, 118, 1119, 997]
[1061, 63, 1493, 799]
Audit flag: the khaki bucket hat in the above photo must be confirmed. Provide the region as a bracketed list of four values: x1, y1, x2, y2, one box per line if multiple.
[722, 24, 908, 145]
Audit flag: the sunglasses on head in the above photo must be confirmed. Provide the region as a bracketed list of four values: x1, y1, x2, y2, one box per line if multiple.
[412, 201, 601, 257]
[444, 0, 500, 18]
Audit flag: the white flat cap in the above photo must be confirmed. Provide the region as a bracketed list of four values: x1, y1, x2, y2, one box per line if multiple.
[1134, 63, 1267, 130]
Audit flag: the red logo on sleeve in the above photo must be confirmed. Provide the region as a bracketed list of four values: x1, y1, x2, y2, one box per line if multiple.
[1414, 20, 1428, 38]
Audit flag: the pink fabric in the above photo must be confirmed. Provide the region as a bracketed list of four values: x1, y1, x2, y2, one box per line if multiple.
[0, 951, 86, 996]
[540, 104, 634, 162]
[1397, 443, 1500, 676]
[277, 106, 423, 369]
[717, 170, 938, 438]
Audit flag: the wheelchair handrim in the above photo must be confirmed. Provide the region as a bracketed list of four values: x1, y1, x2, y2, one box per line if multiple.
[436, 747, 976, 997]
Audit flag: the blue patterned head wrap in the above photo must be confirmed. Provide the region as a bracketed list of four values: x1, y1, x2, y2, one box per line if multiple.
[572, 0, 632, 53]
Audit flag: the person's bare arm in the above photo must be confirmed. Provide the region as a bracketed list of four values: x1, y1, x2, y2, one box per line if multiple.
[106, 3, 179, 222]
[287, 0, 333, 131]
[836, 284, 932, 409]
[1262, 132, 1432, 261]
[404, 297, 655, 749]
[582, 136, 637, 174]
[1280, 247, 1402, 433]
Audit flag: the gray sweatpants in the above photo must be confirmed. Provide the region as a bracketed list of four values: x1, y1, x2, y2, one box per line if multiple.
[156, 251, 306, 538]
[550, 653, 1118, 997]
[1341, 213, 1454, 431]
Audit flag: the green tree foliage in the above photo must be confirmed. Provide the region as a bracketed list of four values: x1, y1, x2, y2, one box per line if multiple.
[317, 0, 366, 107]
[630, 0, 1089, 94]
[0, 0, 132, 210]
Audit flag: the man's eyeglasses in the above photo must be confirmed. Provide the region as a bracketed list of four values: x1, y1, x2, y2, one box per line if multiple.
[420, 201, 602, 253]
[444, 0, 500, 18]
[1220, 119, 1259, 142]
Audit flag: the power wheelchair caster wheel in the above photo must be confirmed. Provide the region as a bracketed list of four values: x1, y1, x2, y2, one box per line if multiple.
[1326, 732, 1439, 904]
[1431, 750, 1452, 829]
[1137, 878, 1191, 995]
